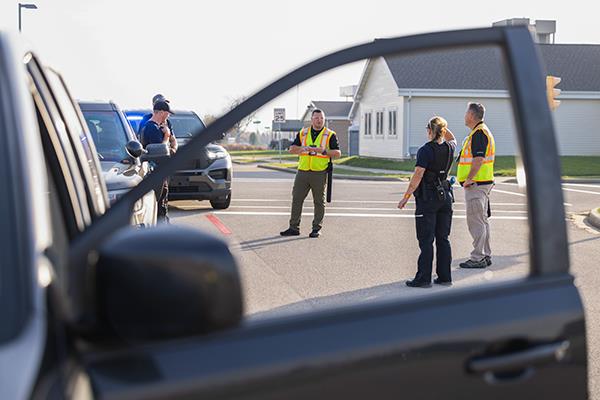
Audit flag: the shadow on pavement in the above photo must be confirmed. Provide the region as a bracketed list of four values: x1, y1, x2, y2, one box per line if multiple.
[234, 235, 310, 251]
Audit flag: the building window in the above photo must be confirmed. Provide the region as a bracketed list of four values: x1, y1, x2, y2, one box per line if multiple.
[388, 110, 397, 136]
[376, 111, 384, 135]
[364, 112, 372, 136]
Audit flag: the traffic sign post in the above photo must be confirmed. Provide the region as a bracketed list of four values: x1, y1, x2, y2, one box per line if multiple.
[274, 109, 286, 163]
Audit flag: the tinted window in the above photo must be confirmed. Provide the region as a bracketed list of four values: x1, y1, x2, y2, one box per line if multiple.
[169, 114, 206, 138]
[44, 69, 106, 214]
[82, 110, 129, 162]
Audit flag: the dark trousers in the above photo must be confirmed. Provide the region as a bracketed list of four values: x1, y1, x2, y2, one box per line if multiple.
[414, 189, 453, 282]
[289, 170, 327, 231]
[156, 179, 169, 223]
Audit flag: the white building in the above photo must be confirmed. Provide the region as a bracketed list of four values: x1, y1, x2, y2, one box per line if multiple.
[350, 42, 600, 158]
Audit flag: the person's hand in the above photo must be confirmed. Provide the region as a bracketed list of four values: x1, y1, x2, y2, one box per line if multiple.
[398, 194, 410, 209]
[464, 178, 475, 187]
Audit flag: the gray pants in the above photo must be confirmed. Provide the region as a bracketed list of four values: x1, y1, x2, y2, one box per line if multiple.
[464, 184, 493, 261]
[289, 170, 327, 231]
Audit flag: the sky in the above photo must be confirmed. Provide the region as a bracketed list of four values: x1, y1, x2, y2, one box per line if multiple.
[1, 0, 598, 133]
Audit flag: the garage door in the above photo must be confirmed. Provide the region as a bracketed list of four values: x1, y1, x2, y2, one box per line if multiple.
[408, 97, 517, 156]
[553, 99, 600, 155]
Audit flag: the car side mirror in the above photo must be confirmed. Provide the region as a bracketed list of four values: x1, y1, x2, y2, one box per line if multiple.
[94, 225, 243, 342]
[140, 143, 170, 163]
[125, 140, 144, 158]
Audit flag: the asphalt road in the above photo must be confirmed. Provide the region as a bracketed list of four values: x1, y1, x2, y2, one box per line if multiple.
[170, 163, 600, 397]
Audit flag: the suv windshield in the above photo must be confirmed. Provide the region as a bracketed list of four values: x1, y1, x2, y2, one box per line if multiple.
[82, 110, 129, 162]
[169, 114, 206, 138]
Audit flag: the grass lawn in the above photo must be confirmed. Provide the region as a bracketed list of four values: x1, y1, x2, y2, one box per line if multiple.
[262, 162, 410, 179]
[337, 155, 600, 177]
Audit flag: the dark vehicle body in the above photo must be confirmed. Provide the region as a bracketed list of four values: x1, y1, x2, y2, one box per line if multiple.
[0, 25, 588, 400]
[79, 101, 157, 227]
[125, 109, 232, 209]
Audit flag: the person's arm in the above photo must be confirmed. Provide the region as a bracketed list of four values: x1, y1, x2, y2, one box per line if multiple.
[159, 124, 171, 144]
[320, 133, 341, 159]
[323, 148, 341, 159]
[398, 167, 425, 209]
[444, 127, 456, 143]
[289, 132, 308, 154]
[168, 134, 178, 154]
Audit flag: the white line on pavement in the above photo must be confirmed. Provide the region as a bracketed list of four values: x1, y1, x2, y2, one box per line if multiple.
[492, 188, 526, 197]
[231, 198, 528, 206]
[561, 187, 600, 196]
[213, 211, 528, 220]
[227, 205, 528, 213]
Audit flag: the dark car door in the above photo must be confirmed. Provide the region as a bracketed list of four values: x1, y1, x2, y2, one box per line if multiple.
[81, 26, 586, 399]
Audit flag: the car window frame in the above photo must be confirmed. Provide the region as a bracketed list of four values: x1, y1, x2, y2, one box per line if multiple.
[26, 55, 91, 234]
[43, 67, 108, 217]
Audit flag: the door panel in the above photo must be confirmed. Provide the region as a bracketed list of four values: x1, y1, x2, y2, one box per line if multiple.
[86, 277, 586, 399]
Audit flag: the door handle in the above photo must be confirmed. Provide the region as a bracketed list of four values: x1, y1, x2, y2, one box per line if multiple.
[467, 340, 570, 375]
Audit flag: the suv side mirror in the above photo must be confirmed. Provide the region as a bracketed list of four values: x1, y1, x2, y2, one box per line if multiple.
[95, 225, 243, 342]
[141, 143, 170, 163]
[125, 140, 144, 158]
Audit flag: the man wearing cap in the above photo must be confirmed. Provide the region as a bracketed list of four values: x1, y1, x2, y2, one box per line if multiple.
[140, 100, 176, 223]
[138, 94, 178, 155]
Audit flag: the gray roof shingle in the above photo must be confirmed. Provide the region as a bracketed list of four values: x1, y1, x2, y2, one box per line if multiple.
[311, 101, 353, 118]
[382, 44, 600, 92]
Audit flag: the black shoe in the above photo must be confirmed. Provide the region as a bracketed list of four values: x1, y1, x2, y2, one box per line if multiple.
[405, 279, 432, 288]
[280, 228, 300, 236]
[485, 256, 492, 266]
[434, 278, 453, 286]
[459, 259, 487, 269]
[309, 229, 321, 238]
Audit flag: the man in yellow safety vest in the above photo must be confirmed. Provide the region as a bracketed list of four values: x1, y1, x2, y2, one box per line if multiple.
[457, 102, 496, 269]
[280, 109, 341, 238]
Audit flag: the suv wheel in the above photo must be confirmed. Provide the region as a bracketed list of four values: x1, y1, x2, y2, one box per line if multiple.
[210, 193, 231, 210]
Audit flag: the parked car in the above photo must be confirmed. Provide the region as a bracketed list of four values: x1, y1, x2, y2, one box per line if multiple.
[1, 25, 588, 399]
[79, 101, 157, 227]
[125, 109, 232, 209]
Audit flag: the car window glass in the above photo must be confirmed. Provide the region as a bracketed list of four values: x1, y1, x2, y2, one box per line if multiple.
[191, 45, 532, 319]
[169, 114, 206, 138]
[81, 110, 129, 162]
[44, 69, 107, 215]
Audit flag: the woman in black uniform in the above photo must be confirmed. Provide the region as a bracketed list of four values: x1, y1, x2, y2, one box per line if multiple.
[398, 116, 457, 288]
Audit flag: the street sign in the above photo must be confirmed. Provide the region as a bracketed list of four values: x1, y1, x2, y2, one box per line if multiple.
[274, 108, 286, 123]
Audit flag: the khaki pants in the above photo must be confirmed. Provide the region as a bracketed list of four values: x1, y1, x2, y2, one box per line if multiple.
[464, 183, 493, 261]
[289, 170, 327, 231]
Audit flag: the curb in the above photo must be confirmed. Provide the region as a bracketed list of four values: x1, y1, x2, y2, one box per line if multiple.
[257, 164, 408, 182]
[503, 177, 600, 184]
[587, 208, 600, 230]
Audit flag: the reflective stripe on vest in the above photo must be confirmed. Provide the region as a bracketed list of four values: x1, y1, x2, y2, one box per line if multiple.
[298, 127, 334, 171]
[457, 122, 495, 183]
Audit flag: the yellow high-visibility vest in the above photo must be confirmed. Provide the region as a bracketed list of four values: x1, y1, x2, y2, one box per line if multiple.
[297, 127, 335, 171]
[457, 122, 495, 183]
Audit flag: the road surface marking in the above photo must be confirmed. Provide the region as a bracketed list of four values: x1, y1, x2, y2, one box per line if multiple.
[214, 211, 528, 220]
[206, 214, 232, 235]
[227, 205, 528, 213]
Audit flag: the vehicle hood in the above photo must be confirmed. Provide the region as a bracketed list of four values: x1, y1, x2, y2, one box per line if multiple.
[100, 161, 142, 191]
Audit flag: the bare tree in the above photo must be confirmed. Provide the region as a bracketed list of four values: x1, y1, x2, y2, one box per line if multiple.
[202, 113, 218, 126]
[224, 96, 256, 141]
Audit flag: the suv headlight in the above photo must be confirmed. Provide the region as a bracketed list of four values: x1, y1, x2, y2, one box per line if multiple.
[207, 150, 228, 160]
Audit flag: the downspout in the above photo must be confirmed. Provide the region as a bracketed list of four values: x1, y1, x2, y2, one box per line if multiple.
[404, 89, 412, 158]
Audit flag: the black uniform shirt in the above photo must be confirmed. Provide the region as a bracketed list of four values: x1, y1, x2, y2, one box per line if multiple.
[470, 121, 488, 157]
